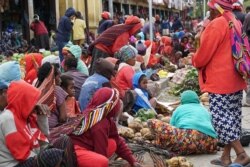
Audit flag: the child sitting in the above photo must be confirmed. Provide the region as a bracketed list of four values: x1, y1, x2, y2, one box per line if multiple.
[60, 75, 80, 117]
[132, 72, 156, 114]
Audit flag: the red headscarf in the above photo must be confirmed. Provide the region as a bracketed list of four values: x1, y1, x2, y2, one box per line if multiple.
[207, 0, 237, 10]
[161, 36, 172, 46]
[24, 53, 43, 84]
[6, 80, 47, 160]
[101, 11, 111, 20]
[125, 16, 142, 36]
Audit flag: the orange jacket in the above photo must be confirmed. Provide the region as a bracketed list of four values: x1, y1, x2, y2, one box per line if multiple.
[192, 14, 246, 94]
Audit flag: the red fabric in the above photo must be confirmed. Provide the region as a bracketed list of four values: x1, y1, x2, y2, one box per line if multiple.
[95, 17, 142, 55]
[95, 30, 137, 55]
[192, 15, 246, 94]
[145, 41, 161, 67]
[24, 53, 43, 84]
[74, 139, 117, 167]
[83, 87, 121, 118]
[114, 66, 135, 98]
[125, 16, 142, 35]
[65, 97, 80, 117]
[125, 16, 141, 25]
[5, 80, 47, 161]
[70, 88, 135, 165]
[30, 21, 48, 35]
[101, 11, 110, 20]
[161, 36, 172, 46]
[81, 55, 92, 67]
[208, 0, 236, 10]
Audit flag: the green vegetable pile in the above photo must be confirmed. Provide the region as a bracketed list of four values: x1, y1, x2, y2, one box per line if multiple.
[135, 109, 156, 122]
[169, 68, 201, 96]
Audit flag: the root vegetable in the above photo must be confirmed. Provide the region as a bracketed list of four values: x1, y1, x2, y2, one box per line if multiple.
[133, 118, 142, 123]
[140, 128, 151, 136]
[128, 121, 143, 132]
[118, 127, 134, 139]
[161, 116, 171, 123]
[134, 132, 142, 137]
[157, 114, 164, 120]
[142, 122, 148, 128]
[143, 132, 155, 140]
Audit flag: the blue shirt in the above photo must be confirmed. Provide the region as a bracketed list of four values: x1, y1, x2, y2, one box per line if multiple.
[78, 73, 109, 111]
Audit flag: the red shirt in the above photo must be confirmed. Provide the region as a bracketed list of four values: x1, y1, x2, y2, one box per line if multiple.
[192, 14, 246, 94]
[70, 118, 136, 165]
[30, 21, 48, 36]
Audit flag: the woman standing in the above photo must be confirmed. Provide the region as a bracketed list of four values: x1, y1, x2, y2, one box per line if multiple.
[192, 0, 250, 166]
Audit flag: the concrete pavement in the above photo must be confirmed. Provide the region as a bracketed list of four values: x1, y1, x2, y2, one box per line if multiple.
[187, 107, 250, 167]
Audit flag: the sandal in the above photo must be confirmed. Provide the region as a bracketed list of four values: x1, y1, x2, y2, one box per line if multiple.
[210, 158, 232, 166]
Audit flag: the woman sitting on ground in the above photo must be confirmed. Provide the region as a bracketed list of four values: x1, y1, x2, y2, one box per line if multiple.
[35, 62, 68, 129]
[114, 45, 137, 99]
[148, 90, 218, 155]
[63, 44, 89, 76]
[0, 80, 64, 167]
[70, 87, 142, 167]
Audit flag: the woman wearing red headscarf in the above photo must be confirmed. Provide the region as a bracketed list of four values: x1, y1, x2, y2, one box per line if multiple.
[24, 53, 43, 84]
[88, 15, 142, 75]
[0, 80, 64, 167]
[70, 87, 141, 167]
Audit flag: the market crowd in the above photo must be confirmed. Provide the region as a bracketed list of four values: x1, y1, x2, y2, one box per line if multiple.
[0, 0, 250, 166]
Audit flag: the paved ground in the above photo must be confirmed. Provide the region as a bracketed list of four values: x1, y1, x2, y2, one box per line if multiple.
[187, 107, 250, 167]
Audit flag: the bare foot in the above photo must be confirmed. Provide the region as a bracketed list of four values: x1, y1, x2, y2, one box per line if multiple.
[234, 152, 250, 166]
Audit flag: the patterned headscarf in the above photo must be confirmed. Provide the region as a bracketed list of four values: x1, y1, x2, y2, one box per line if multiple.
[115, 45, 138, 63]
[208, 0, 238, 10]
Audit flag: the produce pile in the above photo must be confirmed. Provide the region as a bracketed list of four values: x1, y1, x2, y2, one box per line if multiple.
[169, 67, 201, 96]
[117, 115, 194, 167]
[118, 113, 171, 146]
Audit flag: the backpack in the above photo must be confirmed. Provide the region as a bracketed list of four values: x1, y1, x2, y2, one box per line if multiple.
[223, 12, 250, 80]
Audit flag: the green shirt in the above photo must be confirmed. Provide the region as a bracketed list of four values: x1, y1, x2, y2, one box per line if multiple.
[170, 103, 217, 138]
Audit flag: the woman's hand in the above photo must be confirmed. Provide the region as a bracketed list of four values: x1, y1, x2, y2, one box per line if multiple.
[33, 104, 50, 115]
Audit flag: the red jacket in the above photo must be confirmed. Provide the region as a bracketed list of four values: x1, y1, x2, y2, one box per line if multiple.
[70, 118, 136, 165]
[192, 13, 246, 94]
[30, 21, 48, 36]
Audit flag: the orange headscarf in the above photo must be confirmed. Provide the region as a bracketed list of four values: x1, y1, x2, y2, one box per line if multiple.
[24, 53, 43, 84]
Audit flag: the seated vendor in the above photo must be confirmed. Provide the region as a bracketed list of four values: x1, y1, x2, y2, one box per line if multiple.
[148, 90, 218, 155]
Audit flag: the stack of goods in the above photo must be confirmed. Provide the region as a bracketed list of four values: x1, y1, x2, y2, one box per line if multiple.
[169, 67, 200, 96]
[166, 157, 193, 167]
